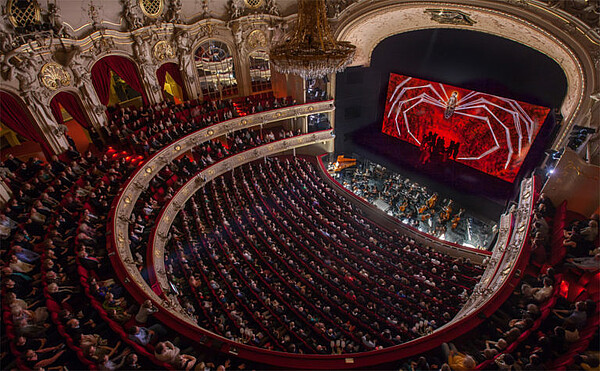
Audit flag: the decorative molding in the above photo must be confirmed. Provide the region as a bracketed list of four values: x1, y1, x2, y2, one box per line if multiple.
[152, 40, 175, 61]
[424, 8, 476, 26]
[164, 0, 182, 23]
[88, 0, 103, 31]
[453, 177, 534, 319]
[40, 62, 71, 90]
[327, 0, 358, 19]
[86, 33, 117, 56]
[227, 0, 280, 21]
[245, 29, 267, 49]
[123, 0, 145, 31]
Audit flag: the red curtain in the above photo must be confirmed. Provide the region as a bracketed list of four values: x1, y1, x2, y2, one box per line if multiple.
[156, 63, 189, 100]
[91, 56, 149, 105]
[0, 91, 53, 158]
[91, 60, 111, 105]
[49, 92, 91, 129]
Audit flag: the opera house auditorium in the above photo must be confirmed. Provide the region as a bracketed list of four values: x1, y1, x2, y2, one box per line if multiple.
[0, 0, 598, 370]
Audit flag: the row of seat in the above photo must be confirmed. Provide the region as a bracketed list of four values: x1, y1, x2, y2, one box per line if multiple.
[161, 157, 484, 355]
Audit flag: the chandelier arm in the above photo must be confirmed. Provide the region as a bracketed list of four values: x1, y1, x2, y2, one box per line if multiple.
[269, 0, 356, 79]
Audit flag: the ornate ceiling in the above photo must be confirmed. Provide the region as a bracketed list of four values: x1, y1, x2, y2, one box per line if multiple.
[2, 0, 299, 34]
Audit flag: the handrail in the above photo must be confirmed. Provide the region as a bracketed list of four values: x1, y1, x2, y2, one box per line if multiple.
[108, 101, 334, 299]
[109, 153, 536, 369]
[107, 101, 538, 369]
[148, 130, 335, 296]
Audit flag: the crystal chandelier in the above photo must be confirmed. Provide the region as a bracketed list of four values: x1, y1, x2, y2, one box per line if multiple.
[269, 0, 356, 79]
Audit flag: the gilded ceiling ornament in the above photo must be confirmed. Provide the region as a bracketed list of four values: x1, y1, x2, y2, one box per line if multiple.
[424, 9, 477, 26]
[153, 40, 175, 61]
[7, 0, 41, 28]
[246, 29, 267, 49]
[139, 0, 164, 18]
[269, 0, 356, 79]
[40, 62, 71, 90]
[198, 23, 214, 37]
[244, 0, 263, 9]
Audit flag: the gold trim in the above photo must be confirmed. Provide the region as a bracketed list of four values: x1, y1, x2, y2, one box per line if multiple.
[139, 0, 164, 18]
[244, 0, 264, 9]
[40, 62, 71, 90]
[7, 0, 41, 28]
[246, 29, 267, 50]
[153, 40, 175, 62]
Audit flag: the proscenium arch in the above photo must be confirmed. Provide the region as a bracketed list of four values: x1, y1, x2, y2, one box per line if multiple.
[335, 0, 599, 151]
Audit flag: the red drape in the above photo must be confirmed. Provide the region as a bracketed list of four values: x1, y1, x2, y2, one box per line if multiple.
[156, 63, 189, 100]
[49, 92, 91, 129]
[91, 60, 111, 106]
[50, 100, 63, 127]
[91, 56, 148, 105]
[0, 91, 53, 158]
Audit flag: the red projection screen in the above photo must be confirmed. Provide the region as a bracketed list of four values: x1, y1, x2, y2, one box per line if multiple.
[381, 73, 551, 182]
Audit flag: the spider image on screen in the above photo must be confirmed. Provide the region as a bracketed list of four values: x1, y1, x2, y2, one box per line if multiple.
[381, 73, 551, 182]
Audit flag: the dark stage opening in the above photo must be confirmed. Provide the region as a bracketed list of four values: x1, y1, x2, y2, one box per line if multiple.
[334, 28, 567, 220]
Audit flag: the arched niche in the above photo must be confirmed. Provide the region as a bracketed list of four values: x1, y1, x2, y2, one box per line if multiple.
[248, 50, 272, 93]
[90, 55, 149, 107]
[156, 62, 189, 102]
[49, 90, 99, 152]
[193, 39, 239, 100]
[0, 90, 53, 159]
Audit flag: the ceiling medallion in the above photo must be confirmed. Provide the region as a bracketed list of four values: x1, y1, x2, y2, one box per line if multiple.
[153, 40, 175, 61]
[40, 62, 71, 90]
[246, 29, 267, 50]
[269, 0, 356, 79]
[424, 9, 476, 26]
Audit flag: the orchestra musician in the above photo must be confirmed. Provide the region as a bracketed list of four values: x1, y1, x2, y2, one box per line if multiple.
[427, 193, 438, 209]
